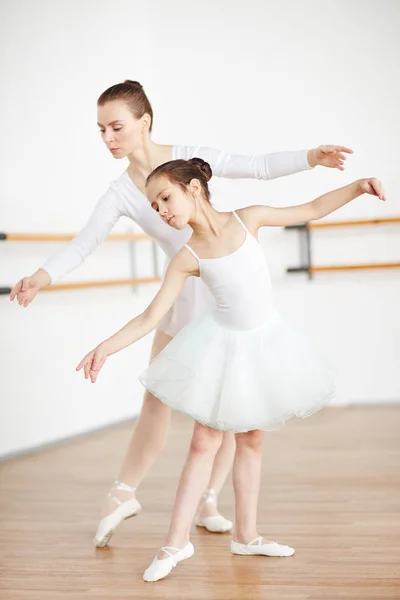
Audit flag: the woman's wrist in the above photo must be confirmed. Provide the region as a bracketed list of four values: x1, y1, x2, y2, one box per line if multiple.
[307, 148, 317, 168]
[32, 268, 52, 288]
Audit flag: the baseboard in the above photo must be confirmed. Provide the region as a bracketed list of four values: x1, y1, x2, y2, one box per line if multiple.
[1, 400, 399, 461]
[0, 414, 138, 462]
[330, 397, 400, 406]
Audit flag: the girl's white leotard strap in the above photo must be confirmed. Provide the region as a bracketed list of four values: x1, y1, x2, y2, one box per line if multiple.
[232, 211, 250, 233]
[184, 244, 200, 261]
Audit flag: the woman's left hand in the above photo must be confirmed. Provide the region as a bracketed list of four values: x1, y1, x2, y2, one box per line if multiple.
[308, 145, 354, 170]
[76, 344, 109, 383]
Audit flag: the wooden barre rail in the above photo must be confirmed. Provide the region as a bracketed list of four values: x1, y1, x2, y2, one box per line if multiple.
[42, 277, 162, 291]
[0, 232, 150, 242]
[285, 216, 400, 231]
[307, 216, 400, 230]
[1, 230, 161, 294]
[0, 277, 162, 296]
[310, 263, 400, 273]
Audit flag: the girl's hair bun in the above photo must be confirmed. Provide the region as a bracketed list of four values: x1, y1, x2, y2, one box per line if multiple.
[189, 157, 212, 182]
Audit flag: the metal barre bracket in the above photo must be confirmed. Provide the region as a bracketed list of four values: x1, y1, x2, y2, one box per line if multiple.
[284, 218, 400, 277]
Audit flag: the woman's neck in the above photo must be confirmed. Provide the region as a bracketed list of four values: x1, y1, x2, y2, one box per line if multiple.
[127, 139, 173, 183]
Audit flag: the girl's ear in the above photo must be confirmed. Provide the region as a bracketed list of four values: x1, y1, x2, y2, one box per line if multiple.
[188, 178, 202, 197]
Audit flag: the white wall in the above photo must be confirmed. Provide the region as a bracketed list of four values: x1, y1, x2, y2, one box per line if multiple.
[1, 0, 399, 457]
[0, 0, 158, 457]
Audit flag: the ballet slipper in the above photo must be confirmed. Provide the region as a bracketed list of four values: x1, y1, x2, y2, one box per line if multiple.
[93, 480, 141, 548]
[143, 542, 195, 582]
[231, 536, 295, 557]
[195, 488, 233, 533]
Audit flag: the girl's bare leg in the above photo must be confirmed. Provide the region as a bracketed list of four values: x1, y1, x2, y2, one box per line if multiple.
[158, 422, 224, 554]
[232, 430, 265, 543]
[231, 430, 294, 556]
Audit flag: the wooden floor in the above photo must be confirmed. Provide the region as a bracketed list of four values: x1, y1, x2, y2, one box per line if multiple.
[1, 407, 400, 600]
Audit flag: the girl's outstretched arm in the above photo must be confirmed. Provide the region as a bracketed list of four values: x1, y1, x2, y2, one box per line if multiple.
[76, 251, 194, 383]
[243, 178, 386, 230]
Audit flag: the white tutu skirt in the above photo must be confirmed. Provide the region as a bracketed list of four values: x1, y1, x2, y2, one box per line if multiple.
[139, 311, 335, 433]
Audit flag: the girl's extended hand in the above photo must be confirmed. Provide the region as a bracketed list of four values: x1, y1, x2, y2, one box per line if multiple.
[76, 344, 109, 383]
[309, 145, 353, 170]
[359, 178, 386, 201]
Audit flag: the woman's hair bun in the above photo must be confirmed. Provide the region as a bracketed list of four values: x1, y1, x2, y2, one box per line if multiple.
[189, 157, 212, 182]
[123, 80, 143, 88]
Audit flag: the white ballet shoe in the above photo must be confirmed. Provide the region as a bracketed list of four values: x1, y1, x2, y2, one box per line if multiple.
[93, 481, 141, 548]
[195, 514, 233, 533]
[231, 536, 295, 557]
[143, 542, 195, 582]
[195, 488, 233, 533]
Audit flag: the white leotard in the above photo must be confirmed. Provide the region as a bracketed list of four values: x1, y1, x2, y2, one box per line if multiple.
[41, 145, 311, 336]
[184, 212, 274, 331]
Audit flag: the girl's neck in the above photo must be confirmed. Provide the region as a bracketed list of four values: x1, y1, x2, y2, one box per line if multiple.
[189, 203, 232, 239]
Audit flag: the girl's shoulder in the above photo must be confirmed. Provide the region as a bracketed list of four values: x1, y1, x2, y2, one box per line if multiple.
[235, 206, 262, 233]
[171, 244, 200, 276]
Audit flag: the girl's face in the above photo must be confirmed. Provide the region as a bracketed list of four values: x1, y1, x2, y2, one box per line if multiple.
[146, 175, 198, 230]
[97, 100, 149, 158]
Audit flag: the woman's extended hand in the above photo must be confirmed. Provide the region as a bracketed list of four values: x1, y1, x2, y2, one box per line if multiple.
[308, 145, 354, 170]
[10, 269, 52, 307]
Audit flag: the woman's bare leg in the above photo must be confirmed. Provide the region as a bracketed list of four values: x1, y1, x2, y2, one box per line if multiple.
[103, 328, 173, 514]
[198, 431, 236, 519]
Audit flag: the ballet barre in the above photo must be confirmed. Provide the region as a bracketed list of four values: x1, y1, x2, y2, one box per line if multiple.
[0, 231, 161, 295]
[285, 217, 400, 279]
[0, 231, 150, 242]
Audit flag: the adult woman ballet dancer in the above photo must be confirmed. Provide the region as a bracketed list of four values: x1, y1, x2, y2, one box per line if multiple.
[10, 80, 353, 547]
[77, 158, 385, 581]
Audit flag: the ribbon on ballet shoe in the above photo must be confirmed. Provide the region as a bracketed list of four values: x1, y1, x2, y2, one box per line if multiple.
[93, 481, 141, 548]
[108, 480, 137, 506]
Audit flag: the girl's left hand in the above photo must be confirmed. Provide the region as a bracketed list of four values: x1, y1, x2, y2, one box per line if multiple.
[76, 344, 109, 383]
[359, 178, 386, 201]
[310, 145, 354, 170]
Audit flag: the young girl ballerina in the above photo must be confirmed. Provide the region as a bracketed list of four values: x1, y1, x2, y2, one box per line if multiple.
[10, 80, 353, 547]
[77, 157, 385, 581]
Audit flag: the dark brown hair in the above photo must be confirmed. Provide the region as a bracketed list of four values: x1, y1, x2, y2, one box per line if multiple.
[146, 158, 213, 202]
[97, 80, 154, 132]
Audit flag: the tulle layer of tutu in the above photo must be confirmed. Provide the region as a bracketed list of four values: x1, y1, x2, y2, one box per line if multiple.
[140, 311, 335, 433]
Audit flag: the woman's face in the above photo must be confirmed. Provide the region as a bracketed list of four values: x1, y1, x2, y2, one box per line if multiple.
[146, 175, 196, 230]
[97, 100, 148, 158]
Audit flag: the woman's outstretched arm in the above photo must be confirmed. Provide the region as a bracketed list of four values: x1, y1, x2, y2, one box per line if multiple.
[176, 144, 353, 181]
[10, 187, 125, 306]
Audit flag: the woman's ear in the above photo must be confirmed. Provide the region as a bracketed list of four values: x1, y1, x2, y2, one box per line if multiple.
[141, 113, 152, 132]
